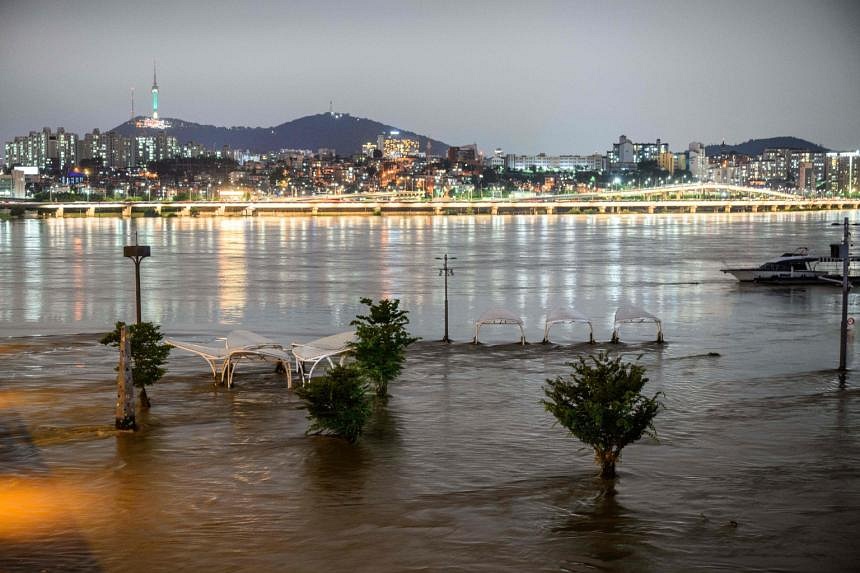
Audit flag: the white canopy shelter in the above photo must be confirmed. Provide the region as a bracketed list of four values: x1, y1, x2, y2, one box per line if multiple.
[167, 329, 292, 388]
[611, 306, 664, 343]
[473, 308, 526, 345]
[165, 339, 227, 379]
[224, 330, 292, 388]
[291, 331, 356, 382]
[542, 308, 594, 343]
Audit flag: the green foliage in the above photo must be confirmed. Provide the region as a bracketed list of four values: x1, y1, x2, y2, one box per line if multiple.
[100, 321, 171, 389]
[295, 364, 372, 443]
[350, 298, 419, 398]
[542, 352, 661, 479]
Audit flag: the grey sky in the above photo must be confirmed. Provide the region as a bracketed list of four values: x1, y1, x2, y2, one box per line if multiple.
[1, 0, 858, 156]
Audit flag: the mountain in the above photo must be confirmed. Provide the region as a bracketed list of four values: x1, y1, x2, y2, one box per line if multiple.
[111, 113, 449, 155]
[705, 137, 829, 157]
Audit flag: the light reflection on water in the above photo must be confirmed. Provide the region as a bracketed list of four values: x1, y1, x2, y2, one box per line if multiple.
[1, 213, 859, 571]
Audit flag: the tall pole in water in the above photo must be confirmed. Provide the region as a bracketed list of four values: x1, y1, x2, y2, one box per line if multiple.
[839, 216, 850, 371]
[436, 254, 456, 342]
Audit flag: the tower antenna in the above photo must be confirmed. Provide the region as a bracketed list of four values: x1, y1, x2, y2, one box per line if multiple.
[131, 87, 135, 120]
[329, 100, 333, 115]
[151, 60, 159, 120]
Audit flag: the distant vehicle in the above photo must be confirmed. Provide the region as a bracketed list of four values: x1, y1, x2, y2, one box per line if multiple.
[721, 247, 860, 284]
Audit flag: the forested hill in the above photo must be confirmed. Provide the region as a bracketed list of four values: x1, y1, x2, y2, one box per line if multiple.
[111, 113, 449, 155]
[705, 137, 829, 156]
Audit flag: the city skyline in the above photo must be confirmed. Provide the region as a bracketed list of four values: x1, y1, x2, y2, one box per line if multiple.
[1, 0, 859, 157]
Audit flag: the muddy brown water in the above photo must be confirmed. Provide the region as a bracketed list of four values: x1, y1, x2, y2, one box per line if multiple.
[1, 214, 859, 572]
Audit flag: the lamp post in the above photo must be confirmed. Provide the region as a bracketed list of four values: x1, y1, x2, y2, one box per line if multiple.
[436, 253, 456, 342]
[839, 217, 851, 372]
[123, 233, 151, 324]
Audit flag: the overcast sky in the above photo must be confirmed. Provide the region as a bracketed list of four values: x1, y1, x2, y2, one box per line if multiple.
[1, 0, 858, 156]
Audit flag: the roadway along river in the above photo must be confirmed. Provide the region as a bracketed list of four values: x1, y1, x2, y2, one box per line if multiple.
[1, 212, 858, 571]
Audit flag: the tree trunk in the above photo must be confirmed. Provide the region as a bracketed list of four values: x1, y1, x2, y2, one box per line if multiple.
[600, 460, 616, 479]
[139, 386, 151, 409]
[597, 449, 618, 479]
[115, 326, 137, 431]
[374, 378, 388, 399]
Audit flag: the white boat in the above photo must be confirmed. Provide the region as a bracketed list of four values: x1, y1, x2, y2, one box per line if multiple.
[721, 247, 860, 284]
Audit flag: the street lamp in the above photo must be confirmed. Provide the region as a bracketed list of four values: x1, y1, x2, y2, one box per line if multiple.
[436, 253, 456, 342]
[837, 217, 853, 372]
[123, 233, 151, 324]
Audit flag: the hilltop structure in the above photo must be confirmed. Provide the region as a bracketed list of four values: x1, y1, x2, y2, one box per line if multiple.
[135, 62, 170, 130]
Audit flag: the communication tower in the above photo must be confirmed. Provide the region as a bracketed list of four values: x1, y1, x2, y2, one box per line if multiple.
[151, 61, 159, 120]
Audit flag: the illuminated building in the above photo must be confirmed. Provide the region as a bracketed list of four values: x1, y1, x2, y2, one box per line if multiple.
[488, 148, 505, 169]
[658, 151, 675, 174]
[687, 142, 707, 181]
[134, 132, 179, 165]
[377, 131, 419, 159]
[0, 173, 11, 197]
[826, 151, 860, 195]
[361, 142, 377, 157]
[77, 129, 107, 166]
[634, 139, 668, 163]
[11, 167, 38, 198]
[788, 149, 827, 191]
[791, 151, 825, 192]
[105, 131, 135, 169]
[504, 153, 605, 172]
[608, 135, 636, 169]
[608, 135, 668, 170]
[3, 127, 77, 171]
[761, 148, 791, 181]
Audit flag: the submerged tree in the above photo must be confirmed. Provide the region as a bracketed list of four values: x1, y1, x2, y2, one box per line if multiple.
[350, 298, 419, 398]
[542, 352, 661, 479]
[101, 321, 171, 409]
[296, 364, 372, 443]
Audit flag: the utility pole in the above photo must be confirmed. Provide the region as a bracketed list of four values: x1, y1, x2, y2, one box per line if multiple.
[436, 254, 456, 342]
[839, 216, 851, 371]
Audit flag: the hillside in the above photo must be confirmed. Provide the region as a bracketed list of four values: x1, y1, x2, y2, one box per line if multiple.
[705, 137, 829, 156]
[111, 113, 449, 155]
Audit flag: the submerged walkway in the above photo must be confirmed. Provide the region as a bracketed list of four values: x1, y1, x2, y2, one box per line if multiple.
[0, 413, 101, 572]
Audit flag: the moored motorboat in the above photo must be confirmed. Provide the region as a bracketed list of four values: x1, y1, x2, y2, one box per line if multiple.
[721, 247, 860, 284]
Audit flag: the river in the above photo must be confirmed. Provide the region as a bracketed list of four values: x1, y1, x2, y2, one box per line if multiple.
[1, 213, 858, 572]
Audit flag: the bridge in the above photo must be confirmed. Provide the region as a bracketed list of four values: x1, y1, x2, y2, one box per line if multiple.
[562, 183, 806, 202]
[2, 185, 857, 218]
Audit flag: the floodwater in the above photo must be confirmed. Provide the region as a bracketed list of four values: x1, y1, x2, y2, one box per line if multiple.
[1, 213, 858, 572]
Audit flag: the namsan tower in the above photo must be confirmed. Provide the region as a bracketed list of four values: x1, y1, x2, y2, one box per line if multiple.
[151, 61, 159, 120]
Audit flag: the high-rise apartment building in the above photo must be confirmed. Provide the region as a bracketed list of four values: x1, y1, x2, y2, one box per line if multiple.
[608, 135, 668, 170]
[105, 131, 135, 169]
[635, 139, 669, 163]
[78, 129, 108, 165]
[3, 127, 76, 171]
[826, 151, 860, 195]
[688, 142, 707, 181]
[135, 131, 179, 165]
[658, 152, 675, 174]
[608, 135, 636, 169]
[789, 150, 825, 192]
